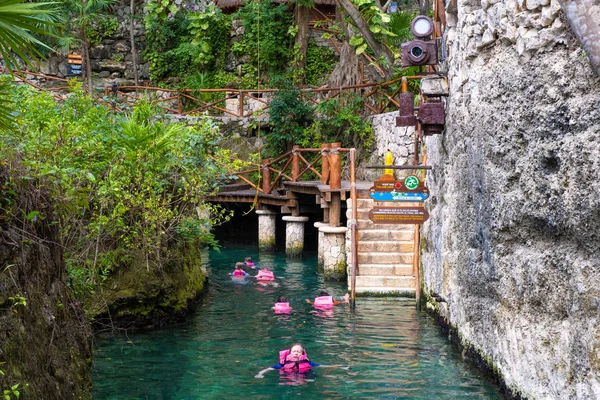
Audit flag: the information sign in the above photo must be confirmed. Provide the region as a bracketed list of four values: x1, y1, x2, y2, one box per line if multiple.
[369, 174, 429, 202]
[368, 206, 430, 224]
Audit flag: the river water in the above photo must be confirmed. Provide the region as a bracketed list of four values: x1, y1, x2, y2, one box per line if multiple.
[92, 247, 503, 399]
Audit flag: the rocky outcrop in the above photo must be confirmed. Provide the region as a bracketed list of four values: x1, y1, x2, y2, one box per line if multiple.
[0, 166, 93, 399]
[83, 243, 208, 331]
[420, 0, 600, 398]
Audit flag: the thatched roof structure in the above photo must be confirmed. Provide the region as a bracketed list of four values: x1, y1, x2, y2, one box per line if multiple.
[215, 0, 336, 12]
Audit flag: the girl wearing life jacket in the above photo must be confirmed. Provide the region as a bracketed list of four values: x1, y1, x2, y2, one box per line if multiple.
[306, 291, 350, 308]
[255, 344, 350, 378]
[244, 257, 259, 269]
[273, 296, 291, 314]
[231, 262, 248, 277]
[256, 268, 275, 281]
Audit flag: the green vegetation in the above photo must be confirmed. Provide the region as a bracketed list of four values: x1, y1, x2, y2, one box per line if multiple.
[0, 80, 237, 295]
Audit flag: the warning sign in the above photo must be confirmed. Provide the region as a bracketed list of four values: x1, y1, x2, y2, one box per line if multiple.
[368, 206, 430, 224]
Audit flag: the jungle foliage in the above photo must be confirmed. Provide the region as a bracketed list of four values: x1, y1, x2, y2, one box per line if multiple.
[0, 79, 240, 294]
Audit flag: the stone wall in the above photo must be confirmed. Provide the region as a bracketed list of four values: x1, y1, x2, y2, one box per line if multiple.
[420, 0, 600, 397]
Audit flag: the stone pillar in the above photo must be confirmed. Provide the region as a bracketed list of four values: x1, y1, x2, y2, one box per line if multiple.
[314, 222, 328, 269]
[256, 209, 276, 251]
[319, 226, 348, 281]
[282, 216, 309, 257]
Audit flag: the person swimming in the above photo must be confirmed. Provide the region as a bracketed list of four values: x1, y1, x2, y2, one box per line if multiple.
[255, 344, 349, 378]
[231, 262, 248, 277]
[256, 267, 274, 281]
[273, 296, 291, 314]
[306, 291, 350, 308]
[245, 257, 259, 269]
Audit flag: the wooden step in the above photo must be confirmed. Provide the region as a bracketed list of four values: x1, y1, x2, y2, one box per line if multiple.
[358, 264, 413, 276]
[357, 241, 413, 253]
[357, 229, 414, 241]
[358, 252, 413, 264]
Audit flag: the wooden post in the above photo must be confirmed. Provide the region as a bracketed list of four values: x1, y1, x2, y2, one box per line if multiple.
[329, 142, 342, 227]
[329, 142, 341, 189]
[262, 159, 271, 194]
[238, 90, 244, 117]
[292, 145, 300, 182]
[321, 143, 330, 184]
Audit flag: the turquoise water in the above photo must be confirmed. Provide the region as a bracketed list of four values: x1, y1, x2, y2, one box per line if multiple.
[92, 248, 503, 399]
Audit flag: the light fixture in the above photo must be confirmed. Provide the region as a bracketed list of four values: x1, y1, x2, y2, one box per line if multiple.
[410, 15, 434, 39]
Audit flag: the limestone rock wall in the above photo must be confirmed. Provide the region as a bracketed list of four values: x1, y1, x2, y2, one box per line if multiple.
[420, 0, 600, 397]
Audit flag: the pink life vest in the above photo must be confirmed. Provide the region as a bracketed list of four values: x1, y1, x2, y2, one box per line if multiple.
[313, 295, 334, 308]
[245, 261, 255, 268]
[232, 270, 246, 277]
[279, 349, 311, 373]
[274, 302, 291, 314]
[256, 270, 274, 281]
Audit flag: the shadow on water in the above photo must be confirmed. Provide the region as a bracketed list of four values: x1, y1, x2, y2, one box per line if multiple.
[92, 247, 503, 399]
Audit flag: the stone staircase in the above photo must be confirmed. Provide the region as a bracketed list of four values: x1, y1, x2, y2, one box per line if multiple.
[346, 197, 417, 296]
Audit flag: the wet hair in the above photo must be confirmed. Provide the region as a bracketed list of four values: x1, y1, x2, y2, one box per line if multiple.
[290, 343, 305, 353]
[235, 262, 244, 269]
[277, 296, 287, 302]
[319, 291, 330, 297]
[245, 257, 252, 262]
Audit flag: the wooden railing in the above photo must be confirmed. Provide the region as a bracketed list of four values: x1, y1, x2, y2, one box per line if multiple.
[103, 78, 408, 118]
[217, 143, 351, 195]
[11, 70, 422, 118]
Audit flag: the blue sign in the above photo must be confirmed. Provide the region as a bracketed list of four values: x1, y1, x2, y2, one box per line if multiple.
[369, 190, 429, 202]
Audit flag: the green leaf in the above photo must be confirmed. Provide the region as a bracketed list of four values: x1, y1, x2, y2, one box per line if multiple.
[355, 43, 368, 55]
[25, 211, 40, 221]
[370, 25, 381, 33]
[349, 35, 364, 46]
[168, 4, 178, 14]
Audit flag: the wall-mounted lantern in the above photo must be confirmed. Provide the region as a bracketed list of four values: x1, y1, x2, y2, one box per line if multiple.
[400, 16, 438, 67]
[417, 101, 445, 135]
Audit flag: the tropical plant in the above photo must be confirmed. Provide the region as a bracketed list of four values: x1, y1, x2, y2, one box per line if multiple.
[56, 0, 117, 92]
[1, 83, 235, 293]
[0, 0, 57, 131]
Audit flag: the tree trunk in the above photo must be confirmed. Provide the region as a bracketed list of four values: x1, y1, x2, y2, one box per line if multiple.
[327, 11, 361, 88]
[336, 0, 394, 77]
[130, 0, 139, 86]
[82, 0, 93, 93]
[294, 4, 310, 85]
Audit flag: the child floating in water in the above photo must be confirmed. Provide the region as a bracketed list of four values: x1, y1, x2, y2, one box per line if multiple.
[273, 296, 291, 314]
[256, 267, 275, 281]
[231, 262, 248, 277]
[245, 257, 259, 269]
[255, 344, 348, 378]
[306, 291, 350, 308]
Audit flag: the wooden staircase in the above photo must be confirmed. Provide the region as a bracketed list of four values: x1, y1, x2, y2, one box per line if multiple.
[346, 197, 418, 296]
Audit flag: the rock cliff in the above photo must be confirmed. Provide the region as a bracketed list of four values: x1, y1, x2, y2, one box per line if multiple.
[421, 0, 600, 397]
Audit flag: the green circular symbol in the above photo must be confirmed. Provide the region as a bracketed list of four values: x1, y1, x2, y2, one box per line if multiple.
[404, 175, 419, 190]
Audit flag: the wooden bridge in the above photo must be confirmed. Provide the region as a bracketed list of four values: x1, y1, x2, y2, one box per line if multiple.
[207, 143, 423, 300]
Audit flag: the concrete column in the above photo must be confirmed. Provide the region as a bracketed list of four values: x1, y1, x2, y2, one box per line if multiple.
[314, 222, 328, 269]
[282, 216, 309, 257]
[319, 225, 348, 281]
[256, 209, 276, 251]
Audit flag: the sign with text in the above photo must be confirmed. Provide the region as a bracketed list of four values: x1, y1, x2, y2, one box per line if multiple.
[67, 54, 82, 76]
[368, 206, 430, 224]
[369, 174, 429, 202]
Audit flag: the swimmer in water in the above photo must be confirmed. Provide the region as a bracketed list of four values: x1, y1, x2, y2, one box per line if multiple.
[255, 344, 348, 378]
[231, 262, 248, 277]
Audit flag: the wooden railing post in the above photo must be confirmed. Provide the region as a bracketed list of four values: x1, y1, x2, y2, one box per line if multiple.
[321, 143, 330, 184]
[238, 90, 244, 117]
[329, 142, 342, 227]
[291, 145, 300, 182]
[262, 159, 271, 194]
[329, 142, 341, 189]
